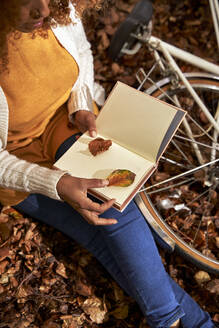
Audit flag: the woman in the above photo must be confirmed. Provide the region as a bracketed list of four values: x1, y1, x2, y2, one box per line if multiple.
[0, 1, 215, 327]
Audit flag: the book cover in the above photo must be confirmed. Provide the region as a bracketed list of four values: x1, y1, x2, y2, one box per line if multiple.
[55, 82, 186, 211]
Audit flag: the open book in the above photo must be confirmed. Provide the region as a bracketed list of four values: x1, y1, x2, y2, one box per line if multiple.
[55, 82, 186, 212]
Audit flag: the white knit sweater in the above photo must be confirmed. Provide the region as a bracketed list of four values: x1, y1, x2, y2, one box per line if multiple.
[0, 3, 104, 202]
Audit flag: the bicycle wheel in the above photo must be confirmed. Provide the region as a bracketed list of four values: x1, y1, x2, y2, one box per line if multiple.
[135, 73, 219, 274]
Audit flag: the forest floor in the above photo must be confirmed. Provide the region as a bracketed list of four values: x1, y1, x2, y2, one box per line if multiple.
[0, 0, 219, 327]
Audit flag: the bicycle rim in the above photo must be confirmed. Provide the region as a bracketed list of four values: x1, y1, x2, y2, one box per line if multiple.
[137, 73, 219, 274]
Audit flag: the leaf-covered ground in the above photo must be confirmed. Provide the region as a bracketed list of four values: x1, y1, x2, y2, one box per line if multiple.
[0, 0, 219, 327]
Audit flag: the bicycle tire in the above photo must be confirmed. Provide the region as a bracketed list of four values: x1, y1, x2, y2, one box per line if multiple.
[108, 0, 153, 61]
[136, 73, 219, 274]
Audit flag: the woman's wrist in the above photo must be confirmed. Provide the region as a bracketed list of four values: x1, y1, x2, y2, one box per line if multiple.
[56, 173, 72, 200]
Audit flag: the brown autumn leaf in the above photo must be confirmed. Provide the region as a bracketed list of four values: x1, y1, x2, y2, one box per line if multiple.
[0, 260, 8, 274]
[75, 278, 93, 296]
[88, 137, 112, 156]
[112, 282, 125, 302]
[25, 222, 37, 241]
[10, 276, 18, 288]
[0, 272, 9, 284]
[7, 260, 21, 274]
[56, 262, 68, 279]
[111, 62, 122, 75]
[2, 207, 23, 219]
[41, 318, 60, 328]
[81, 296, 108, 324]
[0, 212, 9, 223]
[97, 30, 110, 50]
[19, 319, 34, 328]
[17, 285, 33, 299]
[153, 171, 170, 182]
[104, 24, 116, 36]
[206, 279, 219, 295]
[110, 302, 129, 320]
[61, 313, 87, 327]
[194, 271, 211, 285]
[0, 222, 12, 242]
[0, 246, 10, 261]
[107, 169, 136, 187]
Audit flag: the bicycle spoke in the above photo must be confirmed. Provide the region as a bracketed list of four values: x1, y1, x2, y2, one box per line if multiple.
[146, 76, 180, 106]
[145, 177, 195, 195]
[174, 134, 219, 152]
[185, 112, 217, 141]
[173, 94, 205, 164]
[211, 101, 219, 161]
[164, 188, 213, 248]
[161, 156, 192, 169]
[191, 186, 217, 247]
[171, 139, 194, 166]
[140, 158, 219, 192]
[164, 187, 210, 222]
[161, 149, 192, 164]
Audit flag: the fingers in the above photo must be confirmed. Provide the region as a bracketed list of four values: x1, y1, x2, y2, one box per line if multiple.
[87, 198, 116, 215]
[91, 217, 118, 226]
[98, 198, 116, 213]
[73, 198, 117, 225]
[79, 208, 118, 226]
[79, 196, 114, 213]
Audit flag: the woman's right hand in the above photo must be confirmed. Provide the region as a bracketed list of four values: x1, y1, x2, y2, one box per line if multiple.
[56, 174, 117, 226]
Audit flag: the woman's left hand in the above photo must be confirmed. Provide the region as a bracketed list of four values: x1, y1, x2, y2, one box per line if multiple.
[74, 110, 97, 137]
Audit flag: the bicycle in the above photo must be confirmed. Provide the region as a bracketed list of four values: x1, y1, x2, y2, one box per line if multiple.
[108, 0, 219, 274]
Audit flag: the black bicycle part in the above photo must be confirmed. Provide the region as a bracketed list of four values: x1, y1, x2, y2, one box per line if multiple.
[108, 0, 153, 61]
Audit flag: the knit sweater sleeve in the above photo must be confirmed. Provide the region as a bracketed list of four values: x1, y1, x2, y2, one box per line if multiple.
[0, 90, 67, 201]
[67, 5, 95, 117]
[0, 147, 67, 200]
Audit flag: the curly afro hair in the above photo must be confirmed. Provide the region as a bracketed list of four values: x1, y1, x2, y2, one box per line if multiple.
[0, 0, 103, 72]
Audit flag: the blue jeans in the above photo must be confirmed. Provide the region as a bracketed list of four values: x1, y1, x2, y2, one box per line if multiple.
[14, 135, 214, 328]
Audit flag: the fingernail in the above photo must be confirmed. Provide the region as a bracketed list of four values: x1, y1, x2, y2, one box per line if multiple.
[102, 179, 109, 186]
[91, 130, 97, 138]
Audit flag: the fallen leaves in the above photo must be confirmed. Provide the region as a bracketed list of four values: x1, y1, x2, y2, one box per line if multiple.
[75, 278, 93, 297]
[56, 262, 68, 279]
[0, 197, 218, 326]
[1, 0, 219, 326]
[194, 271, 211, 285]
[110, 302, 129, 320]
[81, 296, 108, 324]
[206, 279, 219, 295]
[0, 206, 141, 327]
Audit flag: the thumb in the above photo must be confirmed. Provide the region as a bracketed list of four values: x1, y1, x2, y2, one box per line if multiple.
[89, 128, 97, 138]
[87, 115, 97, 138]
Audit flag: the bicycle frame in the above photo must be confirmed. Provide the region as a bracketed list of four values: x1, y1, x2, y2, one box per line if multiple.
[148, 36, 219, 76]
[147, 36, 219, 142]
[209, 0, 219, 49]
